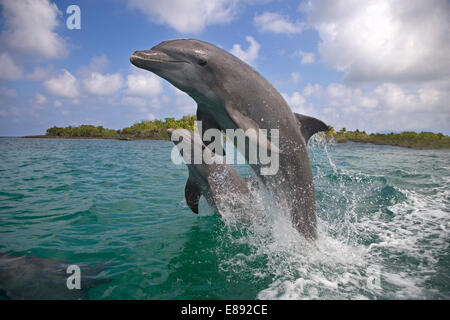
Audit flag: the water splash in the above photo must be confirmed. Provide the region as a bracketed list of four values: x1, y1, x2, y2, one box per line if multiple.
[202, 139, 450, 299]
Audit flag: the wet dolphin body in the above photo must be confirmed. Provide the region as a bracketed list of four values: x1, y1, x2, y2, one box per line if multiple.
[131, 39, 327, 240]
[0, 252, 108, 300]
[168, 128, 254, 216]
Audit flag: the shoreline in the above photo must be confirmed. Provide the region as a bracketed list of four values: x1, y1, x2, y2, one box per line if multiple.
[332, 140, 448, 150]
[22, 135, 170, 141]
[20, 135, 450, 150]
[31, 116, 448, 150]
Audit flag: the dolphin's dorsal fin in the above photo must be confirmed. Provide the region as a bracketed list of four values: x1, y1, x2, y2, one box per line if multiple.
[185, 175, 202, 214]
[294, 113, 328, 143]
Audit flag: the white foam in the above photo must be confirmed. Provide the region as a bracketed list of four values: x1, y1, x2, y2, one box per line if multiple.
[213, 142, 449, 299]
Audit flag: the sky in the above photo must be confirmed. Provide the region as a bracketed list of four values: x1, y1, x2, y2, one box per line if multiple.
[0, 0, 449, 136]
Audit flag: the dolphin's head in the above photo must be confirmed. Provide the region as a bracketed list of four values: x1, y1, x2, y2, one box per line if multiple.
[131, 39, 245, 103]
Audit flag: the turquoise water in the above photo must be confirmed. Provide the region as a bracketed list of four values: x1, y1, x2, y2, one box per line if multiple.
[0, 137, 448, 299]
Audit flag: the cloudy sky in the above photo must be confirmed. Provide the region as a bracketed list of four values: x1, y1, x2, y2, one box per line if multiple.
[0, 0, 449, 136]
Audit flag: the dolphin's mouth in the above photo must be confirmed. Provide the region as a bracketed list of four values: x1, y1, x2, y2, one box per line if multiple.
[130, 50, 185, 67]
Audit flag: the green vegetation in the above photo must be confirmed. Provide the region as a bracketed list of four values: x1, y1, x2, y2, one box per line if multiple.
[323, 126, 450, 149]
[44, 115, 196, 140]
[34, 115, 449, 149]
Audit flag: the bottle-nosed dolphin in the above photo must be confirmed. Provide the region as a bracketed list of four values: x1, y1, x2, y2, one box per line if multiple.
[0, 252, 109, 300]
[168, 128, 253, 217]
[131, 39, 327, 240]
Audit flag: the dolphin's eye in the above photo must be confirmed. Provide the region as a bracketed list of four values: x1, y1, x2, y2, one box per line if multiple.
[197, 58, 207, 66]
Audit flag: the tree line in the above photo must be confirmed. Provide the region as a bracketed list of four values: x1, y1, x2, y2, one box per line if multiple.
[44, 116, 449, 149]
[45, 115, 196, 140]
[323, 127, 450, 149]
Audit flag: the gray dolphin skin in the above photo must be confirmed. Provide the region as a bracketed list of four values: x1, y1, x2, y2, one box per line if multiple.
[167, 128, 252, 216]
[0, 252, 108, 300]
[131, 39, 327, 240]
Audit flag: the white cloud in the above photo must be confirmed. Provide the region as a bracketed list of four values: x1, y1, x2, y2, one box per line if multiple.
[303, 83, 322, 97]
[173, 87, 186, 97]
[0, 53, 23, 81]
[0, 86, 17, 106]
[283, 91, 305, 110]
[128, 0, 238, 33]
[294, 0, 450, 132]
[288, 81, 450, 133]
[325, 83, 379, 111]
[121, 95, 167, 110]
[0, 0, 67, 59]
[230, 36, 260, 66]
[305, 0, 450, 82]
[1, 106, 21, 117]
[125, 72, 163, 97]
[121, 96, 147, 108]
[78, 55, 110, 77]
[291, 72, 301, 83]
[33, 93, 47, 105]
[44, 70, 79, 99]
[371, 83, 445, 113]
[254, 12, 303, 34]
[282, 91, 318, 117]
[177, 100, 197, 114]
[77, 55, 123, 96]
[0, 86, 17, 98]
[83, 72, 123, 96]
[131, 99, 162, 120]
[173, 87, 196, 114]
[24, 66, 54, 81]
[295, 50, 315, 64]
[322, 82, 448, 117]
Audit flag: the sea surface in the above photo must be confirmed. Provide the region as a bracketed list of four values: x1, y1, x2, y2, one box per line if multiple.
[0, 137, 448, 299]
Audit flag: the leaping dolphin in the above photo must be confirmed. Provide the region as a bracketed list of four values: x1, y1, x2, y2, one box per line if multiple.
[131, 39, 327, 240]
[167, 128, 254, 217]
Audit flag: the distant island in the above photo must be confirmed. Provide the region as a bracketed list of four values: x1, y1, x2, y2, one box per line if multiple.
[23, 115, 449, 149]
[323, 127, 450, 149]
[24, 115, 196, 141]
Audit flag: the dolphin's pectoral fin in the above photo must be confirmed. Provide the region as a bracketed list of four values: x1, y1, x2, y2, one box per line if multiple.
[226, 105, 281, 154]
[185, 175, 202, 214]
[197, 105, 225, 156]
[294, 113, 328, 143]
